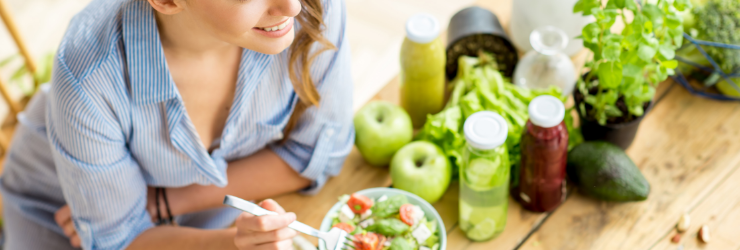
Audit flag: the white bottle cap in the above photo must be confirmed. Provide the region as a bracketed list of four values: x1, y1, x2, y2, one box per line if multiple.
[463, 111, 508, 150]
[405, 13, 441, 44]
[528, 95, 565, 128]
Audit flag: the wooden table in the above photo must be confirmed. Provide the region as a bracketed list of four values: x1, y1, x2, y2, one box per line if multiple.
[275, 1, 740, 250]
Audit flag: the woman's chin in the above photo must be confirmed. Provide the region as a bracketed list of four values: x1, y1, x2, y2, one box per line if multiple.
[254, 45, 291, 55]
[240, 33, 295, 55]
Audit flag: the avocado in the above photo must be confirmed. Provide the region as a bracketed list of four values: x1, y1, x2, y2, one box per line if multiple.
[567, 141, 650, 201]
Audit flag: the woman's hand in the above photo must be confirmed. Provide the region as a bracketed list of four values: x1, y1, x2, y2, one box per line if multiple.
[54, 205, 82, 248]
[55, 187, 158, 248]
[234, 199, 297, 250]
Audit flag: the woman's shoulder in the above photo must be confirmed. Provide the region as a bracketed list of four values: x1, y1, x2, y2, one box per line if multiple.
[56, 0, 129, 83]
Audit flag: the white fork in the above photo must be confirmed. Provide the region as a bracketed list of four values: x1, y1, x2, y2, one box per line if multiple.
[223, 195, 355, 250]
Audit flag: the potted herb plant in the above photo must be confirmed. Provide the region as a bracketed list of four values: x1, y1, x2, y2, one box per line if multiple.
[573, 0, 689, 149]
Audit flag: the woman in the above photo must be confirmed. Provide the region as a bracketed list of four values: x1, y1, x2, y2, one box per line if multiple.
[0, 0, 353, 248]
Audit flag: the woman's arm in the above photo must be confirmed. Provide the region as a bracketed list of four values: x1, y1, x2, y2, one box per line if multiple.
[127, 227, 239, 250]
[128, 199, 296, 250]
[56, 198, 296, 250]
[166, 149, 311, 216]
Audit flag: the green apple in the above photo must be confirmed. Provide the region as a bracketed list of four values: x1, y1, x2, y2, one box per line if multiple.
[354, 101, 413, 167]
[390, 141, 452, 203]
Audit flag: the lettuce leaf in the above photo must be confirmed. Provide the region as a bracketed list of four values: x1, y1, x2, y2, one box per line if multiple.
[372, 195, 409, 218]
[389, 237, 414, 250]
[369, 218, 409, 236]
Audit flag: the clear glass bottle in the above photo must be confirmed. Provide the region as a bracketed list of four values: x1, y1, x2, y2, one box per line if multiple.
[459, 111, 510, 242]
[512, 95, 569, 212]
[513, 26, 577, 96]
[400, 13, 446, 128]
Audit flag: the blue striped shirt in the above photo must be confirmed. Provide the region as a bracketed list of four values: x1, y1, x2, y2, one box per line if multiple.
[0, 0, 353, 249]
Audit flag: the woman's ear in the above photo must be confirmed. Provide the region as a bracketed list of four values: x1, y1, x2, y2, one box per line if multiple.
[147, 0, 186, 15]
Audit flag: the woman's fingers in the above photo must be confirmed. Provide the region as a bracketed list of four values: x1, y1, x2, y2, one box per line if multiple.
[54, 205, 71, 228]
[249, 227, 297, 245]
[55, 205, 82, 248]
[254, 239, 294, 250]
[235, 227, 297, 248]
[55, 205, 77, 239]
[61, 220, 77, 238]
[259, 199, 286, 214]
[69, 231, 82, 248]
[234, 199, 297, 250]
[237, 212, 296, 232]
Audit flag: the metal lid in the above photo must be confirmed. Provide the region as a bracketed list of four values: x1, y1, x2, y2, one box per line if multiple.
[528, 95, 565, 128]
[463, 111, 508, 150]
[406, 13, 441, 44]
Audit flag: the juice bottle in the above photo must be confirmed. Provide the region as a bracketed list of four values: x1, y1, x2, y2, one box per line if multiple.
[512, 95, 568, 212]
[400, 13, 446, 128]
[459, 111, 510, 241]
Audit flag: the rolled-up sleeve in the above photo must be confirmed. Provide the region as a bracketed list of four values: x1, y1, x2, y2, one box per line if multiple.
[270, 0, 354, 194]
[47, 57, 152, 250]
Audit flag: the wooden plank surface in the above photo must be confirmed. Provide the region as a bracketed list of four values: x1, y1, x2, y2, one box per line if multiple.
[652, 156, 740, 250]
[517, 85, 740, 250]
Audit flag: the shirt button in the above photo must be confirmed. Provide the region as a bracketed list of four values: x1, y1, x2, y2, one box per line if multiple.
[78, 223, 88, 232]
[224, 134, 234, 142]
[325, 128, 335, 137]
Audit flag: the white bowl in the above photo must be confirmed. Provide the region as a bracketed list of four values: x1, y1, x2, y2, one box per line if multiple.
[319, 187, 447, 250]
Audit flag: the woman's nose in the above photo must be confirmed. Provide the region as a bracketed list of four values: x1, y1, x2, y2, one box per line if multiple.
[268, 0, 302, 18]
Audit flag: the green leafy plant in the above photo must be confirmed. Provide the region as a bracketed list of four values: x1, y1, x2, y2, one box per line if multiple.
[574, 0, 689, 125]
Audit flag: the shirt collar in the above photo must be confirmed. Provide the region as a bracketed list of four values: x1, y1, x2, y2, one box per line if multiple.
[122, 0, 178, 104]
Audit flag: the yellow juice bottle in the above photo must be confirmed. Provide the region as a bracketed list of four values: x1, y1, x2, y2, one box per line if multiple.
[400, 13, 446, 128]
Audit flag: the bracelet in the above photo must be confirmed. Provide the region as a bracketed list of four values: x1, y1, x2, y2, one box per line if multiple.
[154, 187, 176, 226]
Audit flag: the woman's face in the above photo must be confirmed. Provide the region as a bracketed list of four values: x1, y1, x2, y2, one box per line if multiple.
[182, 0, 302, 54]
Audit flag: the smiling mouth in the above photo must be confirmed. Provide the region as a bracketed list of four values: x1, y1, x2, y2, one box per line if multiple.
[256, 18, 291, 32]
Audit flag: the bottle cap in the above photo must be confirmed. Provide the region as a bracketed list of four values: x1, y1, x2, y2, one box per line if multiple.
[463, 111, 508, 150]
[406, 13, 441, 44]
[528, 95, 565, 128]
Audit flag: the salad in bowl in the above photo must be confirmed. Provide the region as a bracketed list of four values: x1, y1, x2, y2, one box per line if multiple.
[320, 188, 445, 250]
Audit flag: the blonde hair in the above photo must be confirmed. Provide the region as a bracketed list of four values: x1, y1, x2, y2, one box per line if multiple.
[282, 0, 336, 140]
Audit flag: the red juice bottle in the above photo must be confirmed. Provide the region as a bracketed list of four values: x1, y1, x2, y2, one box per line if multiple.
[513, 95, 568, 212]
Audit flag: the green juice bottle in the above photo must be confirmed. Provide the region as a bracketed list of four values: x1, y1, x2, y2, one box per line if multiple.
[459, 111, 510, 241]
[400, 13, 446, 128]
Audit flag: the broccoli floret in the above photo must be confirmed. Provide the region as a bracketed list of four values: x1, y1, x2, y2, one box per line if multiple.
[692, 0, 740, 73]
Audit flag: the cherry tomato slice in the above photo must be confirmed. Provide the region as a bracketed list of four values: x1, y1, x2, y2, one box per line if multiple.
[353, 232, 380, 250]
[375, 234, 387, 250]
[332, 222, 355, 233]
[347, 193, 373, 214]
[399, 204, 415, 226]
